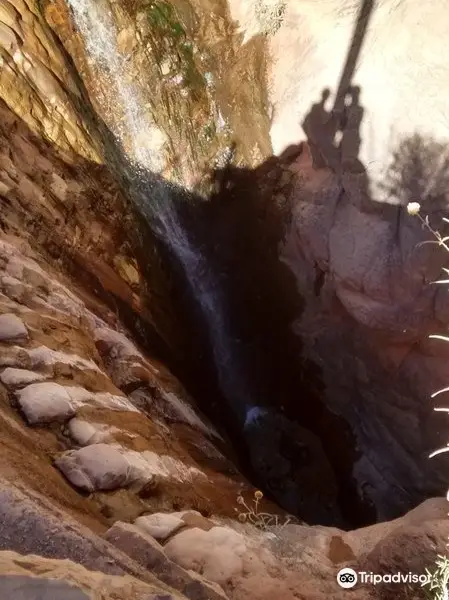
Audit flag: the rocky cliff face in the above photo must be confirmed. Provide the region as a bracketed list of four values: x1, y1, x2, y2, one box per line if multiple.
[1, 0, 449, 598]
[1, 232, 448, 598]
[281, 145, 449, 520]
[0, 0, 102, 161]
[42, 0, 272, 189]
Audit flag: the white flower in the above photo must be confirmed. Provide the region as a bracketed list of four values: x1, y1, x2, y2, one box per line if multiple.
[407, 202, 421, 216]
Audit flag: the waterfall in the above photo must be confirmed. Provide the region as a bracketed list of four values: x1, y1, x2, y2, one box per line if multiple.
[65, 0, 255, 422]
[65, 0, 165, 171]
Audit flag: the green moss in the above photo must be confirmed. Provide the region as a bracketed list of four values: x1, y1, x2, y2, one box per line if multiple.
[147, 1, 183, 34]
[147, 1, 204, 94]
[202, 122, 216, 142]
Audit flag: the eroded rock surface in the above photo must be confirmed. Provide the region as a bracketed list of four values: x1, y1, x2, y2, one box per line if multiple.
[0, 236, 251, 523]
[280, 143, 449, 519]
[44, 0, 272, 188]
[0, 0, 102, 161]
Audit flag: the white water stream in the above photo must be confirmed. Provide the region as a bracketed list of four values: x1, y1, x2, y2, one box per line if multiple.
[65, 0, 255, 421]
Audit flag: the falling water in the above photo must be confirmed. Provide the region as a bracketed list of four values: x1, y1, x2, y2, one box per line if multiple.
[65, 0, 256, 423]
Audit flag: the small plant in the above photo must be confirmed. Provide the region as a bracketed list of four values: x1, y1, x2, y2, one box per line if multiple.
[234, 490, 294, 530]
[422, 555, 449, 600]
[146, 1, 204, 94]
[407, 201, 449, 600]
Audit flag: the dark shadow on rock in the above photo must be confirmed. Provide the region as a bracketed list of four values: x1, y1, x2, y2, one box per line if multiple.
[32, 0, 449, 528]
[302, 84, 367, 178]
[298, 67, 449, 521]
[382, 133, 449, 216]
[103, 0, 449, 529]
[162, 144, 375, 528]
[302, 88, 341, 169]
[340, 85, 365, 173]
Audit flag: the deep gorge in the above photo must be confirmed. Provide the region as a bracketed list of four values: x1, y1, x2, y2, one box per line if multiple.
[40, 0, 449, 527]
[1, 1, 449, 597]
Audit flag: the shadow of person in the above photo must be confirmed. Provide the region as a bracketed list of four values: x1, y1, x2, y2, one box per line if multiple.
[340, 85, 365, 173]
[301, 85, 375, 217]
[301, 88, 340, 170]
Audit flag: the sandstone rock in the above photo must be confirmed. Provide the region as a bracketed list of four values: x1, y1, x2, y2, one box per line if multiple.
[55, 444, 131, 492]
[67, 418, 115, 446]
[342, 497, 449, 559]
[175, 511, 214, 533]
[65, 386, 139, 413]
[164, 527, 249, 586]
[279, 142, 449, 519]
[0, 368, 46, 388]
[104, 521, 168, 568]
[275, 523, 346, 564]
[27, 347, 103, 375]
[256, 0, 449, 199]
[104, 522, 229, 600]
[357, 520, 449, 600]
[55, 442, 202, 496]
[0, 346, 32, 369]
[162, 524, 334, 600]
[0, 549, 183, 600]
[0, 575, 89, 600]
[17, 382, 75, 424]
[123, 449, 207, 486]
[94, 327, 144, 361]
[56, 444, 210, 490]
[129, 388, 220, 440]
[0, 313, 28, 342]
[0, 0, 102, 161]
[0, 277, 32, 304]
[134, 513, 185, 542]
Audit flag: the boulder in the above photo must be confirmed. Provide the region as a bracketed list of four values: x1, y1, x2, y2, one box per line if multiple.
[134, 513, 185, 542]
[54, 444, 131, 492]
[104, 522, 229, 600]
[164, 527, 250, 586]
[67, 418, 115, 446]
[17, 382, 75, 424]
[0, 368, 46, 388]
[0, 313, 28, 342]
[356, 519, 449, 600]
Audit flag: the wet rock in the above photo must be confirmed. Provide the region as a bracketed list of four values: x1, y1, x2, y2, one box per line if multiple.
[242, 407, 341, 525]
[0, 313, 28, 342]
[17, 382, 75, 424]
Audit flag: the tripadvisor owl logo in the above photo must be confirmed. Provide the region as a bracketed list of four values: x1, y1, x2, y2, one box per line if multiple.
[337, 568, 358, 588]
